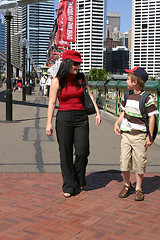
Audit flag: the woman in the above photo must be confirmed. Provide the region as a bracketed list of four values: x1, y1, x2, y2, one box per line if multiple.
[46, 50, 101, 198]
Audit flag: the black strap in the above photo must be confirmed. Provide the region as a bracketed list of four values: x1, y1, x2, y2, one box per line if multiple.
[124, 90, 152, 141]
[81, 73, 86, 88]
[124, 90, 133, 105]
[139, 92, 152, 141]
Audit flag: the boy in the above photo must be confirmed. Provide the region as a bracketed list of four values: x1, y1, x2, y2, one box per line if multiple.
[114, 67, 159, 201]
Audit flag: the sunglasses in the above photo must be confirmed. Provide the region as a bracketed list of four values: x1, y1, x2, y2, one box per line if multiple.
[73, 62, 81, 66]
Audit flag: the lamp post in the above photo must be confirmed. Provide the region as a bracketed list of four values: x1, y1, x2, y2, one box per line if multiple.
[0, 0, 18, 121]
[30, 58, 34, 87]
[27, 53, 32, 86]
[19, 38, 29, 101]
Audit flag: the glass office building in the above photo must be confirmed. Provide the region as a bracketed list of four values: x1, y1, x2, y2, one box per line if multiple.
[22, 0, 54, 67]
[0, 19, 5, 78]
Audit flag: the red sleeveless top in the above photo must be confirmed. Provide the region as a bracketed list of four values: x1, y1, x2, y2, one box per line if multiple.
[58, 74, 85, 111]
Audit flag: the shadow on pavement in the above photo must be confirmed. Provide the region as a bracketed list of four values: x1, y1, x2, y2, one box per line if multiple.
[84, 171, 160, 195]
[0, 90, 48, 108]
[84, 169, 123, 191]
[139, 175, 160, 194]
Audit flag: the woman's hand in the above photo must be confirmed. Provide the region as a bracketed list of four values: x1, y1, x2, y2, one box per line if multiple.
[96, 113, 101, 126]
[46, 123, 53, 136]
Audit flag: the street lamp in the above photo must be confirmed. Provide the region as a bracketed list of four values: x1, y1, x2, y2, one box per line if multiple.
[19, 38, 29, 101]
[30, 58, 34, 87]
[0, 0, 18, 121]
[26, 53, 32, 86]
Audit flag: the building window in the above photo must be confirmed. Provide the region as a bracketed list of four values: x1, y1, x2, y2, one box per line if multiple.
[142, 24, 147, 29]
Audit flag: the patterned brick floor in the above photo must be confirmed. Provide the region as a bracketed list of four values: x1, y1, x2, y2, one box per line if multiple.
[0, 171, 159, 240]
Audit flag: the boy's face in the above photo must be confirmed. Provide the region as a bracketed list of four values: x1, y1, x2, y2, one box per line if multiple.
[126, 76, 136, 90]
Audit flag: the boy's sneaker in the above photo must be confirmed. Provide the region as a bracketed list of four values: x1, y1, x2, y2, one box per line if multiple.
[119, 183, 133, 198]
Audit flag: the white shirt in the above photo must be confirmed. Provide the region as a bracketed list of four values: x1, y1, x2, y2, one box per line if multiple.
[40, 77, 46, 85]
[46, 77, 52, 86]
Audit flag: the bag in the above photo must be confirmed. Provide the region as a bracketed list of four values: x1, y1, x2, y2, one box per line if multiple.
[81, 73, 96, 115]
[124, 90, 158, 142]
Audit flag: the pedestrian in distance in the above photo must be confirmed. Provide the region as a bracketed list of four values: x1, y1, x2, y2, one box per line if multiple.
[40, 75, 47, 96]
[46, 75, 53, 97]
[46, 49, 101, 198]
[114, 67, 159, 201]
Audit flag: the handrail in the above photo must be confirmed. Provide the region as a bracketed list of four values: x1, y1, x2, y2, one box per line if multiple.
[89, 80, 160, 133]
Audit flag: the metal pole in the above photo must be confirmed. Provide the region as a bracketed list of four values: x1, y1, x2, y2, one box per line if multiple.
[22, 47, 26, 101]
[5, 11, 12, 121]
[29, 58, 30, 85]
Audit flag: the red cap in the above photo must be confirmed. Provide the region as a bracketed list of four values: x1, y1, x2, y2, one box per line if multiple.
[125, 66, 148, 82]
[62, 50, 83, 63]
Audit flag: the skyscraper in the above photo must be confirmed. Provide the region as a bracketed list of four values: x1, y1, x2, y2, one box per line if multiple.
[107, 12, 120, 39]
[0, 19, 5, 78]
[22, 0, 54, 67]
[0, 19, 5, 54]
[11, 7, 22, 67]
[132, 0, 160, 76]
[71, 0, 107, 73]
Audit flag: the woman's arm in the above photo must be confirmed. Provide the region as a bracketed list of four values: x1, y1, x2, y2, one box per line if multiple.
[46, 77, 59, 136]
[85, 76, 101, 126]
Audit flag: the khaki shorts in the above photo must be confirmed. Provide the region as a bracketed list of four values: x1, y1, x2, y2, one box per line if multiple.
[120, 131, 147, 174]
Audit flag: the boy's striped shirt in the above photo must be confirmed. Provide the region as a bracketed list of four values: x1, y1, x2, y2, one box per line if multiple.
[120, 91, 159, 132]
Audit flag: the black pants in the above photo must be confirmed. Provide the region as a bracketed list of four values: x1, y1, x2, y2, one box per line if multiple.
[56, 110, 90, 194]
[47, 85, 50, 97]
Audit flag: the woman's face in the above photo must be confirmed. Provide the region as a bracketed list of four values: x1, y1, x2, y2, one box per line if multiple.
[70, 61, 81, 74]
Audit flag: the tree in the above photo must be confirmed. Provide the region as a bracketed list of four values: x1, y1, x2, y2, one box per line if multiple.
[89, 68, 97, 81]
[89, 68, 107, 81]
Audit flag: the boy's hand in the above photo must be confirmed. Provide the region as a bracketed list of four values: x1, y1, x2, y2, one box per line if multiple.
[114, 122, 121, 135]
[144, 135, 153, 148]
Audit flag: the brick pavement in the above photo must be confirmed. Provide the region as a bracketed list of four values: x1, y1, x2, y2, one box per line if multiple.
[0, 172, 159, 240]
[0, 85, 160, 239]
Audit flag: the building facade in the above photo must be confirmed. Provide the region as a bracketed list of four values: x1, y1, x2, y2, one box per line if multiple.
[0, 19, 5, 78]
[107, 12, 120, 39]
[71, 0, 106, 73]
[132, 0, 160, 76]
[105, 46, 129, 74]
[22, 0, 54, 67]
[11, 7, 22, 67]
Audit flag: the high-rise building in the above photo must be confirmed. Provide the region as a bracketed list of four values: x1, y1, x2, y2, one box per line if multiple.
[0, 19, 5, 78]
[107, 12, 120, 39]
[11, 7, 22, 67]
[71, 0, 107, 73]
[121, 32, 128, 48]
[22, 0, 54, 67]
[132, 0, 160, 76]
[104, 46, 129, 74]
[128, 28, 132, 51]
[0, 19, 5, 54]
[4, 7, 22, 77]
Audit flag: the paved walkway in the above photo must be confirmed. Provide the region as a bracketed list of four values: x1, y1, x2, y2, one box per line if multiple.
[0, 85, 160, 239]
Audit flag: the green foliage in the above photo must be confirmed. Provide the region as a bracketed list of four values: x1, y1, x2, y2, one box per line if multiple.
[89, 68, 107, 81]
[148, 77, 155, 81]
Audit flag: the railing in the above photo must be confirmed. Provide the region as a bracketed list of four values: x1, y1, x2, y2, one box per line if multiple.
[88, 80, 160, 133]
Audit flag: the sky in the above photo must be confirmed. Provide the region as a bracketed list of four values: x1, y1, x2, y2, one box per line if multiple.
[54, 0, 132, 33]
[0, 0, 132, 33]
[107, 0, 132, 33]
